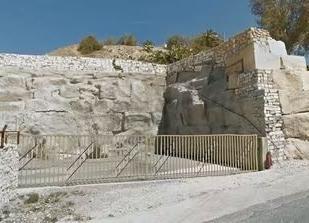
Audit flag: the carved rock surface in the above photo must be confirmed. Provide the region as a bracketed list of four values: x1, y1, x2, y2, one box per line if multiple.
[0, 57, 166, 135]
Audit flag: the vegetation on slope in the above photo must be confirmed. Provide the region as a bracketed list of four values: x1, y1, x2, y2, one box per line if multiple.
[48, 1, 309, 65]
[141, 30, 223, 64]
[51, 31, 223, 64]
[77, 36, 102, 55]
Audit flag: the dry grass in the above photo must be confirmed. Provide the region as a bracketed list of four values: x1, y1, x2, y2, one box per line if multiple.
[49, 44, 165, 61]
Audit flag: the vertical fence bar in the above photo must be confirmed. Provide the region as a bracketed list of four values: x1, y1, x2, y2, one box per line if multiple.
[198, 136, 201, 175]
[221, 135, 224, 175]
[181, 135, 183, 177]
[188, 136, 191, 176]
[231, 135, 235, 172]
[176, 136, 179, 177]
[245, 136, 248, 171]
[166, 135, 169, 178]
[227, 135, 230, 175]
[212, 135, 215, 176]
[224, 135, 227, 175]
[243, 136, 246, 171]
[173, 135, 175, 178]
[203, 136, 206, 175]
[215, 135, 218, 175]
[248, 136, 251, 171]
[254, 135, 258, 171]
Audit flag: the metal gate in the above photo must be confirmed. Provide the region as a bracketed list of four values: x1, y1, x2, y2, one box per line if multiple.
[17, 134, 258, 187]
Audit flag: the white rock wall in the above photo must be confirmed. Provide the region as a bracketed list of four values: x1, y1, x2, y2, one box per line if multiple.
[0, 54, 167, 135]
[0, 145, 18, 209]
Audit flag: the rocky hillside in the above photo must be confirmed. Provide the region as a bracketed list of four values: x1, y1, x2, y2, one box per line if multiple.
[49, 44, 165, 61]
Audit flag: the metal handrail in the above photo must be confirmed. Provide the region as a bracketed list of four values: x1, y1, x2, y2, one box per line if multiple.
[67, 142, 94, 171]
[116, 151, 139, 177]
[154, 156, 170, 175]
[115, 143, 138, 169]
[66, 157, 88, 182]
[19, 157, 35, 171]
[152, 155, 164, 169]
[19, 144, 38, 161]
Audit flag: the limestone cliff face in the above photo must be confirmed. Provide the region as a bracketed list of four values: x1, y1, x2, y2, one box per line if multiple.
[271, 67, 309, 159]
[160, 66, 266, 136]
[0, 55, 166, 135]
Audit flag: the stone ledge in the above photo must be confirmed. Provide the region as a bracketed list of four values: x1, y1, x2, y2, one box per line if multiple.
[0, 54, 167, 75]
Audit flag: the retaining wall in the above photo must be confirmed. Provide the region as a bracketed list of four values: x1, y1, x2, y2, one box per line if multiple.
[0, 145, 18, 208]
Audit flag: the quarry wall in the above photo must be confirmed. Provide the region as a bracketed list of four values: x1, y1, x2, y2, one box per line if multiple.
[0, 55, 167, 135]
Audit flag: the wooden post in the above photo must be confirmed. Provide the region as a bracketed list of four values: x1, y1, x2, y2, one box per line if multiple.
[0, 125, 8, 148]
[258, 137, 268, 171]
[17, 131, 20, 145]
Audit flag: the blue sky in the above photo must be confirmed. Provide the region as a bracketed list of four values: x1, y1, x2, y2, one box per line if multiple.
[0, 0, 257, 54]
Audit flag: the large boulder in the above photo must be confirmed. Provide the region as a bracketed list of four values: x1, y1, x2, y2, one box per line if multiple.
[286, 138, 309, 160]
[283, 113, 309, 139]
[124, 112, 153, 131]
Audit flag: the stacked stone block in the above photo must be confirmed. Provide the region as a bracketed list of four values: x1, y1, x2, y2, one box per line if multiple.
[0, 54, 166, 75]
[238, 70, 286, 159]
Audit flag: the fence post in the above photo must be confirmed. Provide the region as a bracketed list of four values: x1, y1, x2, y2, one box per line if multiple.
[0, 125, 8, 148]
[258, 137, 268, 171]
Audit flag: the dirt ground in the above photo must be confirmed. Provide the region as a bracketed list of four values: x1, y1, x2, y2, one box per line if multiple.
[2, 160, 309, 223]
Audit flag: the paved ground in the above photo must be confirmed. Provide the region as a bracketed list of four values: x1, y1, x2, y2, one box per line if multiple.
[210, 190, 309, 223]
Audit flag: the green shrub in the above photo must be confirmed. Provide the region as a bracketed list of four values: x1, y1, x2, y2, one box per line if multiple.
[78, 36, 102, 55]
[142, 45, 192, 65]
[143, 40, 154, 47]
[191, 30, 223, 54]
[166, 35, 189, 50]
[143, 40, 154, 52]
[117, 34, 137, 46]
[24, 193, 39, 204]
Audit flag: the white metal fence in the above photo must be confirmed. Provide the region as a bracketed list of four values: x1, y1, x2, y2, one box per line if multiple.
[17, 134, 258, 187]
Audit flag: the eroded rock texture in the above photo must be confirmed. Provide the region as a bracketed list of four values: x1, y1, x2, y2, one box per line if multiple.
[0, 57, 166, 135]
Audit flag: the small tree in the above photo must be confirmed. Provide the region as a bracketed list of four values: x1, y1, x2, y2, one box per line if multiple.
[143, 40, 154, 47]
[78, 36, 102, 55]
[143, 40, 154, 52]
[166, 35, 189, 50]
[117, 34, 137, 46]
[191, 30, 223, 54]
[250, 0, 309, 53]
[140, 29, 222, 64]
